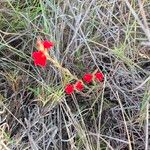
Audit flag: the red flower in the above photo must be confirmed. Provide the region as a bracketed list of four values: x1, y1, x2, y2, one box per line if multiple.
[43, 40, 54, 49]
[83, 73, 93, 83]
[65, 84, 74, 95]
[32, 51, 47, 67]
[95, 72, 104, 82]
[75, 81, 84, 91]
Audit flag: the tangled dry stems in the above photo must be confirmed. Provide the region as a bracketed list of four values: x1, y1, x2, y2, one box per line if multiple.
[0, 0, 150, 150]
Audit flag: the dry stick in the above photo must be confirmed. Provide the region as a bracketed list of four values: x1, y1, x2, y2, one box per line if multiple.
[124, 0, 150, 41]
[116, 92, 132, 150]
[138, 0, 149, 32]
[61, 100, 92, 150]
[72, 94, 93, 150]
[145, 100, 149, 150]
[0, 123, 10, 150]
[130, 76, 150, 92]
[0, 141, 10, 150]
[145, 83, 150, 150]
[97, 76, 106, 150]
[47, 55, 79, 81]
[138, 0, 150, 46]
[1, 102, 26, 130]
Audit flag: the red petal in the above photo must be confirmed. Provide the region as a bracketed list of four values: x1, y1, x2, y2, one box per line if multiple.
[75, 81, 84, 91]
[83, 73, 93, 83]
[65, 84, 74, 95]
[32, 51, 47, 67]
[34, 57, 46, 67]
[95, 72, 104, 82]
[43, 40, 54, 48]
[32, 51, 41, 59]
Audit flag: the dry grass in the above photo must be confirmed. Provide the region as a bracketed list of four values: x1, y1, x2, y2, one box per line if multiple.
[0, 0, 150, 150]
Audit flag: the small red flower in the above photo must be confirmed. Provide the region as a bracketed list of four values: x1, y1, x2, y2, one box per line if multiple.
[75, 81, 84, 91]
[32, 51, 47, 67]
[43, 40, 54, 49]
[95, 72, 104, 82]
[83, 73, 93, 83]
[65, 84, 74, 95]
